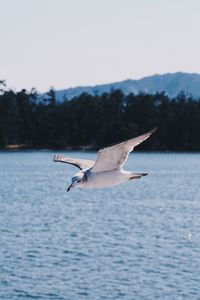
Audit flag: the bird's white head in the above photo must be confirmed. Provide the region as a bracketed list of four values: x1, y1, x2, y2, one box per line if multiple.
[67, 171, 85, 192]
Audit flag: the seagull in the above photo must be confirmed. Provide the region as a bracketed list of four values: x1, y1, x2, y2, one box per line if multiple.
[53, 128, 157, 192]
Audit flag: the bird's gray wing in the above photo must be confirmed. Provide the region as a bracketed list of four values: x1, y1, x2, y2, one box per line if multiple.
[91, 128, 157, 172]
[53, 154, 95, 170]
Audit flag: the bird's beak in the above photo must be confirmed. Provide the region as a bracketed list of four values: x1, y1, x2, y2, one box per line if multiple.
[67, 184, 73, 192]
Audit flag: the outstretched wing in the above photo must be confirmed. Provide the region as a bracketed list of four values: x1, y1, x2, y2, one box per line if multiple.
[91, 128, 157, 172]
[53, 154, 95, 170]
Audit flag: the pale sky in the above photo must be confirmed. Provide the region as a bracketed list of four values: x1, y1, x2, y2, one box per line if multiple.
[0, 0, 200, 92]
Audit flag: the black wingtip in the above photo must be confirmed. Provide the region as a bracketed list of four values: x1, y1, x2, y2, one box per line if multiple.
[52, 154, 57, 162]
[52, 154, 61, 162]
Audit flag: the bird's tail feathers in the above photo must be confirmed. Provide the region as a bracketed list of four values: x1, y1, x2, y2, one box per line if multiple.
[129, 173, 148, 180]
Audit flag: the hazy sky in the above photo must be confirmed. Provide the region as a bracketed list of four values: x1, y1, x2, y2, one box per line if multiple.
[0, 0, 200, 91]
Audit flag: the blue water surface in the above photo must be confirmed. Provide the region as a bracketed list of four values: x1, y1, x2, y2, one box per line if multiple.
[0, 151, 200, 300]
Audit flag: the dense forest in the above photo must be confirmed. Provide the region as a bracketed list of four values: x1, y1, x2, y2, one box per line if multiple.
[0, 80, 200, 151]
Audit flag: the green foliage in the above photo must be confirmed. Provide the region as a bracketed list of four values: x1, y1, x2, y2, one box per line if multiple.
[0, 85, 200, 150]
[0, 80, 6, 94]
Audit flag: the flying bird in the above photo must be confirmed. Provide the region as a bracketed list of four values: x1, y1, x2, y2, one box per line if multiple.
[53, 128, 157, 191]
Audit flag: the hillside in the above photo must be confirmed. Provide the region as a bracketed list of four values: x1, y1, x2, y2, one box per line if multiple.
[54, 72, 200, 100]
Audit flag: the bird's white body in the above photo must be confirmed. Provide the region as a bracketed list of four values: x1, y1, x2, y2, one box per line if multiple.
[53, 128, 156, 191]
[81, 169, 132, 189]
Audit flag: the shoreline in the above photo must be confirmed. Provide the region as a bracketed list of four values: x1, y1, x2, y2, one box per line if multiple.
[3, 144, 95, 151]
[1, 144, 200, 152]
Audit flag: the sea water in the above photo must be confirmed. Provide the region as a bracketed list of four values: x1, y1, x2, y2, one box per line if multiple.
[0, 151, 200, 299]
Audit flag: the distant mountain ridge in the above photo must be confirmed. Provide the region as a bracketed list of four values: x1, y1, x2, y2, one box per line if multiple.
[54, 72, 200, 100]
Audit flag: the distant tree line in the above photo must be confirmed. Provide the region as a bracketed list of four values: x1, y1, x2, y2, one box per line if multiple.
[0, 81, 200, 150]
